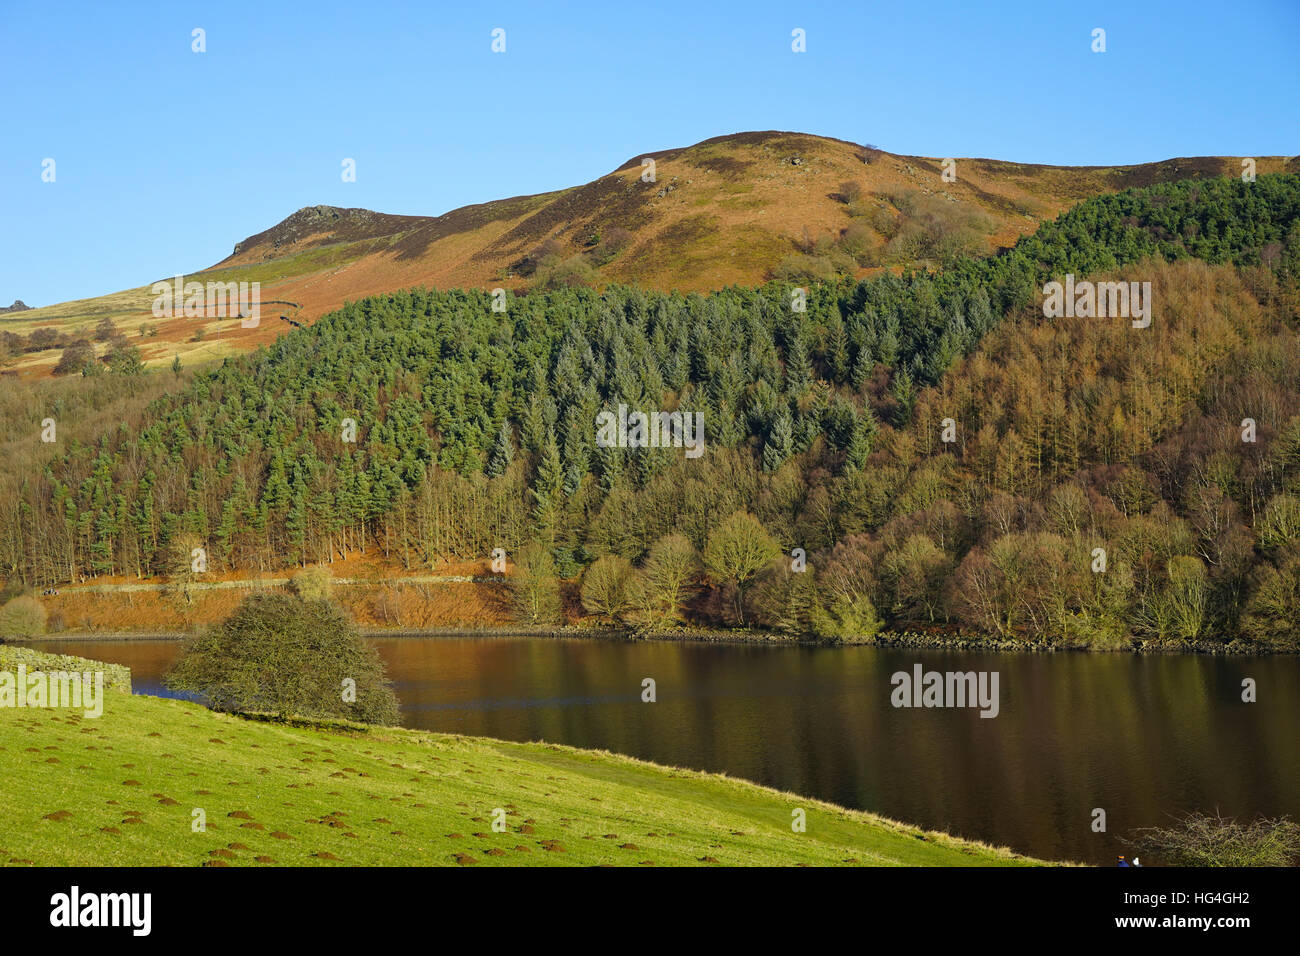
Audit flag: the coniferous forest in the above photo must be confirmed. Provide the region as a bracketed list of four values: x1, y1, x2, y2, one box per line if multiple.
[5, 174, 1300, 648]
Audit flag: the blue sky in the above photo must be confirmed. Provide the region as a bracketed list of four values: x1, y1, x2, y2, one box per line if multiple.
[2, 0, 1297, 307]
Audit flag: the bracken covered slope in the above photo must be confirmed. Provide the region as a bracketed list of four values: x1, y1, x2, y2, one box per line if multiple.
[3, 131, 1293, 377]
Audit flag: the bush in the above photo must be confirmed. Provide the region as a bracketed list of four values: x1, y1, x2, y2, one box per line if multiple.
[838, 222, 879, 266]
[105, 343, 144, 376]
[772, 253, 837, 284]
[0, 595, 47, 638]
[0, 577, 26, 603]
[809, 591, 883, 643]
[587, 227, 634, 267]
[810, 535, 884, 642]
[52, 340, 95, 376]
[837, 180, 864, 204]
[878, 188, 994, 267]
[165, 592, 399, 725]
[857, 202, 899, 237]
[93, 317, 119, 342]
[26, 327, 61, 351]
[289, 566, 333, 602]
[515, 238, 567, 277]
[1127, 812, 1300, 867]
[536, 254, 597, 290]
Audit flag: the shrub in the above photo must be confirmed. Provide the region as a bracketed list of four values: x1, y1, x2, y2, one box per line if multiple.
[52, 340, 95, 376]
[1126, 812, 1300, 867]
[105, 342, 144, 375]
[809, 592, 882, 643]
[0, 595, 47, 638]
[587, 227, 634, 267]
[878, 188, 994, 267]
[93, 317, 119, 342]
[837, 180, 864, 204]
[290, 566, 333, 602]
[860, 202, 899, 237]
[26, 327, 61, 351]
[536, 254, 598, 290]
[811, 535, 884, 642]
[515, 238, 567, 276]
[165, 592, 399, 725]
[839, 222, 879, 266]
[0, 577, 26, 603]
[772, 253, 837, 284]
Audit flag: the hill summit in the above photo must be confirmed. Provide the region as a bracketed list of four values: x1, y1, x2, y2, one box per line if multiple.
[4, 131, 1294, 378]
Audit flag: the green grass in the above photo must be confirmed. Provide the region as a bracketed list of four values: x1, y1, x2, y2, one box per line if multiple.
[0, 285, 156, 330]
[194, 239, 383, 286]
[0, 651, 1048, 867]
[1, 241, 364, 338]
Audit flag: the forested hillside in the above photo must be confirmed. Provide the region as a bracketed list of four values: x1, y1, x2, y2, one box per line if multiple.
[5, 175, 1300, 647]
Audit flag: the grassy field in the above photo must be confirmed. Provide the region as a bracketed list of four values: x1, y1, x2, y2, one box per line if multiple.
[0, 649, 1045, 867]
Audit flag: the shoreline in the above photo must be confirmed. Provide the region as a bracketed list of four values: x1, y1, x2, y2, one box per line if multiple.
[3, 646, 1046, 867]
[9, 624, 1287, 656]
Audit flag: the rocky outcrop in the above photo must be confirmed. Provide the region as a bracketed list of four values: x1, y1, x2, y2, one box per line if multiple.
[230, 205, 429, 258]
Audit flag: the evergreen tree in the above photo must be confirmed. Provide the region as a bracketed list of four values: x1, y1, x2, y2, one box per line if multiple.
[486, 419, 514, 478]
[762, 407, 794, 472]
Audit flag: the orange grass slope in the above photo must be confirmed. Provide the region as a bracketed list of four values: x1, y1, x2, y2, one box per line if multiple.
[6, 131, 1295, 378]
[34, 557, 512, 635]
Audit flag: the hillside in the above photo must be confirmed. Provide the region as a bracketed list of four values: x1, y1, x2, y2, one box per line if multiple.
[3, 132, 1294, 378]
[5, 174, 1300, 650]
[0, 647, 1039, 866]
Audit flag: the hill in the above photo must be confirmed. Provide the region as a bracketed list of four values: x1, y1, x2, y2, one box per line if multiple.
[3, 131, 1294, 378]
[5, 174, 1300, 650]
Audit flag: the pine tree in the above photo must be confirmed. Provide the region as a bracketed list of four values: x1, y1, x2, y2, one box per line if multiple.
[785, 330, 813, 396]
[851, 344, 874, 393]
[530, 437, 564, 545]
[486, 419, 514, 478]
[762, 408, 794, 472]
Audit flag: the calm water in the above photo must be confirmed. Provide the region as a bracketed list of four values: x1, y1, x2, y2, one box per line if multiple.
[28, 635, 1300, 864]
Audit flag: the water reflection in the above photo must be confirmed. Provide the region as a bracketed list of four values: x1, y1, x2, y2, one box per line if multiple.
[32, 635, 1299, 864]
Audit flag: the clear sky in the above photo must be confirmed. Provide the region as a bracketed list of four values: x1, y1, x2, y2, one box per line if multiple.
[2, 0, 1297, 307]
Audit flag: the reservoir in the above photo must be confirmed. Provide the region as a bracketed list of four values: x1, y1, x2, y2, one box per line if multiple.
[26, 635, 1299, 865]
